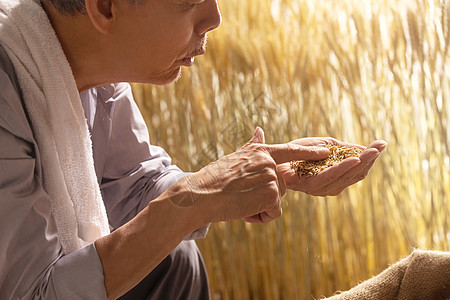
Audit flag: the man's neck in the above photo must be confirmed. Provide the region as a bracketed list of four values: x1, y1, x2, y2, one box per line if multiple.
[41, 1, 117, 92]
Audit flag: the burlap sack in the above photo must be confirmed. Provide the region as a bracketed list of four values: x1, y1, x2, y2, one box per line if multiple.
[325, 250, 450, 299]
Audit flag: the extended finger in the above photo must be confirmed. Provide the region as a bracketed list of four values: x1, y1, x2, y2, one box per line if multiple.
[300, 142, 382, 190]
[315, 147, 379, 185]
[366, 140, 387, 152]
[324, 162, 376, 196]
[262, 143, 330, 164]
[325, 150, 381, 195]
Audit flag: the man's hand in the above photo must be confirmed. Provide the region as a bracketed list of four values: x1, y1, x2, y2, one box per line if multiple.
[170, 128, 385, 225]
[276, 137, 387, 196]
[171, 127, 329, 224]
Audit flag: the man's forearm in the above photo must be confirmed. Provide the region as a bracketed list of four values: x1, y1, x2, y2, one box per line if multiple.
[94, 186, 204, 300]
[94, 129, 321, 298]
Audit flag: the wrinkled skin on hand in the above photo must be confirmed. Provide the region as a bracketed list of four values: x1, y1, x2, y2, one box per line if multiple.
[170, 128, 386, 224]
[172, 127, 330, 224]
[276, 138, 387, 196]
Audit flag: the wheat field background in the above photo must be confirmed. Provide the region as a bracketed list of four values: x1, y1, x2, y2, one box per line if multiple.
[131, 0, 450, 299]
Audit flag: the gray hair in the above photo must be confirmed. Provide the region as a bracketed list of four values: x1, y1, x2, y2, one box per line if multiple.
[45, 0, 143, 16]
[45, 0, 87, 15]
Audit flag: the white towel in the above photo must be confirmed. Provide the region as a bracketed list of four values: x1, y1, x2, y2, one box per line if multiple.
[0, 0, 110, 253]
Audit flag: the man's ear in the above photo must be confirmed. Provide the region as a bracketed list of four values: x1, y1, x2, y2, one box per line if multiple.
[85, 0, 115, 34]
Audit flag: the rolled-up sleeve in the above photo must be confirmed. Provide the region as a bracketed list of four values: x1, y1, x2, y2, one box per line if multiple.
[0, 70, 107, 299]
[47, 244, 106, 299]
[20, 244, 107, 299]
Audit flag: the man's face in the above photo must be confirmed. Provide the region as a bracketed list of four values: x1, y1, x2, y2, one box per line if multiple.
[112, 0, 221, 85]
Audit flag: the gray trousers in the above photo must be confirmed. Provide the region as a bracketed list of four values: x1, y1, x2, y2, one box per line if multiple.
[119, 240, 210, 300]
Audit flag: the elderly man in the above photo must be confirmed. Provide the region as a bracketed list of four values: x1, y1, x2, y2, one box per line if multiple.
[0, 0, 385, 299]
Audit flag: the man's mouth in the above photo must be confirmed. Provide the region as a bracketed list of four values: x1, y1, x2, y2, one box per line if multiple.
[180, 56, 195, 66]
[178, 48, 205, 66]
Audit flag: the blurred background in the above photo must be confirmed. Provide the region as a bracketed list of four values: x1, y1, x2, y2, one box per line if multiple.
[131, 0, 450, 298]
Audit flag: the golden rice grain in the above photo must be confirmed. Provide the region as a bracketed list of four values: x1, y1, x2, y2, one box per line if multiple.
[290, 145, 363, 177]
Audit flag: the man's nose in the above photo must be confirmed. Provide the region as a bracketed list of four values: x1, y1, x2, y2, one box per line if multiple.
[195, 0, 222, 36]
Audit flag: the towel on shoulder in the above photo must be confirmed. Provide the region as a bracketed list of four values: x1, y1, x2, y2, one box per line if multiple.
[0, 0, 110, 253]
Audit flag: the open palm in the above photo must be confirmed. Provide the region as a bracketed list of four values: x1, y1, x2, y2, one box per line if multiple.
[276, 138, 387, 196]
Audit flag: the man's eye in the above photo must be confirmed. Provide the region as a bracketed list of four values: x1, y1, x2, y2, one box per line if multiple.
[181, 0, 204, 9]
[181, 2, 197, 9]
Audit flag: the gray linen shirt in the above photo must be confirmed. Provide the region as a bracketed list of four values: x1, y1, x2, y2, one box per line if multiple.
[0, 46, 208, 299]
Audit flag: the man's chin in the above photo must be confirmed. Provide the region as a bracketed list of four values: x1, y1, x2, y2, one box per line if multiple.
[149, 67, 182, 86]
